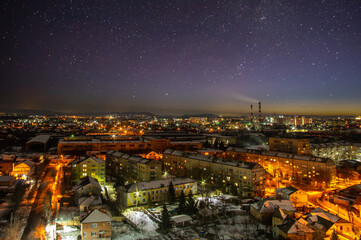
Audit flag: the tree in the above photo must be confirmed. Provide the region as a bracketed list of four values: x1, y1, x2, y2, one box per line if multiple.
[114, 173, 125, 188]
[4, 220, 23, 240]
[44, 190, 52, 220]
[214, 139, 219, 149]
[219, 141, 225, 151]
[331, 230, 338, 240]
[230, 183, 238, 196]
[147, 196, 154, 208]
[158, 205, 171, 234]
[178, 190, 186, 214]
[10, 182, 26, 213]
[186, 190, 198, 215]
[168, 181, 175, 204]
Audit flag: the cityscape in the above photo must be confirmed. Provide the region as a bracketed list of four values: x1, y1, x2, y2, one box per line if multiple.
[1, 1, 361, 240]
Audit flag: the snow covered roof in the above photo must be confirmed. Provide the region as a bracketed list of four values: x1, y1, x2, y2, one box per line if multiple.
[72, 156, 105, 165]
[273, 207, 287, 220]
[127, 177, 196, 193]
[0, 176, 14, 182]
[252, 199, 295, 213]
[15, 160, 35, 168]
[74, 176, 102, 191]
[309, 208, 340, 223]
[226, 147, 331, 163]
[78, 195, 102, 207]
[170, 214, 192, 223]
[108, 151, 154, 164]
[81, 209, 112, 223]
[276, 186, 299, 196]
[277, 219, 314, 234]
[27, 135, 51, 144]
[164, 149, 259, 170]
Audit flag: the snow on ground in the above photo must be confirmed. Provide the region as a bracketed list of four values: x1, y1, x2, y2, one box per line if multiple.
[123, 210, 159, 237]
[112, 222, 150, 240]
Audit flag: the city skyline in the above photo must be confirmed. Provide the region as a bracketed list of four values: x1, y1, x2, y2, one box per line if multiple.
[1, 1, 361, 115]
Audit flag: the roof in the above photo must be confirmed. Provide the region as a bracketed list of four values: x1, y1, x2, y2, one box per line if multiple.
[81, 209, 112, 223]
[310, 208, 340, 223]
[107, 151, 155, 164]
[72, 156, 105, 165]
[26, 135, 51, 144]
[276, 186, 299, 196]
[226, 146, 332, 164]
[74, 176, 102, 191]
[163, 149, 260, 170]
[127, 177, 196, 193]
[15, 160, 35, 168]
[277, 218, 314, 234]
[251, 199, 296, 213]
[170, 214, 192, 223]
[0, 176, 14, 182]
[78, 195, 102, 206]
[273, 207, 287, 220]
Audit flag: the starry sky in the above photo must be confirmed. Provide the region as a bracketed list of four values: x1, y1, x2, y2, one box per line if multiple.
[1, 0, 361, 115]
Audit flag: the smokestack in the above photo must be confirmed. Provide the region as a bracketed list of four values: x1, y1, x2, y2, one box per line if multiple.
[259, 102, 261, 119]
[250, 104, 253, 120]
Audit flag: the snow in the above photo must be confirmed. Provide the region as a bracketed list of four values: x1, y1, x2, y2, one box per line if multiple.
[123, 210, 159, 237]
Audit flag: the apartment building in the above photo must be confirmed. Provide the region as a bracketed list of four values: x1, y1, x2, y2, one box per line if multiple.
[71, 156, 106, 185]
[106, 151, 162, 183]
[162, 149, 266, 197]
[269, 137, 310, 155]
[226, 147, 336, 187]
[125, 177, 197, 207]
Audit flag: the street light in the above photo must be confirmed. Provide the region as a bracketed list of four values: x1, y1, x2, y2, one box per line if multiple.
[201, 180, 206, 198]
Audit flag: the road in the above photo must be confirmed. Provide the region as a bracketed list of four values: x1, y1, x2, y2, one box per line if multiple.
[21, 166, 56, 240]
[307, 191, 361, 230]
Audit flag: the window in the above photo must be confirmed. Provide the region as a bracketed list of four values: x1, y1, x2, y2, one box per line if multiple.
[83, 232, 87, 237]
[107, 222, 111, 225]
[83, 164, 87, 167]
[91, 223, 97, 228]
[91, 232, 97, 237]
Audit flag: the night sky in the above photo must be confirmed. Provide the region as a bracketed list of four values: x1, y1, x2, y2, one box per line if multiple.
[1, 1, 361, 115]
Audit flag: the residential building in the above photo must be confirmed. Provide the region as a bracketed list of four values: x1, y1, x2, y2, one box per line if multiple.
[226, 147, 336, 188]
[0, 176, 16, 191]
[276, 186, 308, 209]
[106, 151, 162, 183]
[250, 199, 296, 224]
[310, 142, 359, 162]
[11, 160, 34, 179]
[163, 149, 266, 197]
[274, 218, 314, 240]
[58, 134, 202, 155]
[78, 195, 103, 212]
[71, 156, 106, 185]
[269, 137, 310, 155]
[73, 176, 102, 198]
[81, 209, 112, 240]
[125, 177, 197, 207]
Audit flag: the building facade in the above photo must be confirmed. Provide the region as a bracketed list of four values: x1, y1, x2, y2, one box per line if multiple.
[163, 149, 266, 197]
[125, 177, 197, 207]
[106, 151, 162, 183]
[71, 157, 106, 185]
[269, 137, 310, 155]
[226, 147, 336, 188]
